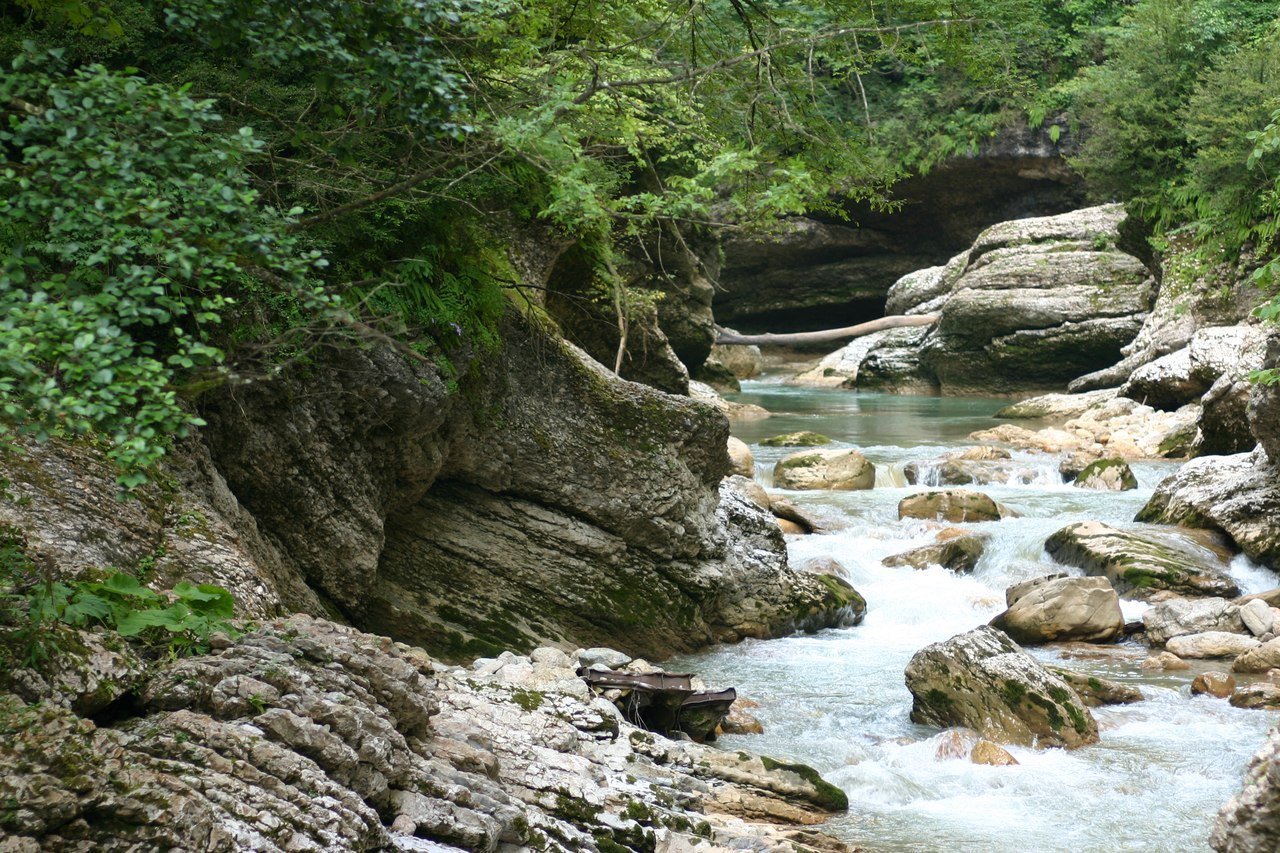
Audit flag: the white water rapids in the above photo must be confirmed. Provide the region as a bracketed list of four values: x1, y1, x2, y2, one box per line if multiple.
[670, 380, 1279, 852]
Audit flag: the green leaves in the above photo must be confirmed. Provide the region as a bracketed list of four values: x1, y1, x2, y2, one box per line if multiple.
[0, 47, 331, 487]
[24, 571, 241, 653]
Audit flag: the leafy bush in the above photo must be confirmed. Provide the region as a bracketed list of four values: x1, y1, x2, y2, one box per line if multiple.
[0, 535, 241, 664]
[0, 46, 331, 487]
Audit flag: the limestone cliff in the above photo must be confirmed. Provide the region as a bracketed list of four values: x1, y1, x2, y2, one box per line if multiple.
[1, 300, 854, 663]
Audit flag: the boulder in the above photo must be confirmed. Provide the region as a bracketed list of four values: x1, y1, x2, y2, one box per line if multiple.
[708, 340, 763, 379]
[1137, 449, 1280, 570]
[990, 576, 1124, 644]
[1120, 347, 1201, 410]
[882, 534, 988, 573]
[728, 436, 756, 478]
[1232, 638, 1280, 673]
[917, 205, 1154, 395]
[1166, 632, 1260, 659]
[1045, 667, 1143, 706]
[725, 474, 771, 511]
[1214, 726, 1280, 851]
[1044, 521, 1240, 598]
[1191, 671, 1236, 699]
[852, 326, 939, 393]
[1229, 683, 1280, 710]
[1140, 651, 1190, 671]
[898, 489, 1012, 523]
[1195, 373, 1258, 455]
[696, 358, 742, 393]
[1241, 599, 1276, 637]
[971, 740, 1019, 766]
[904, 626, 1099, 749]
[789, 331, 893, 388]
[721, 701, 765, 735]
[769, 498, 838, 534]
[576, 648, 633, 670]
[1142, 598, 1246, 645]
[761, 431, 832, 447]
[776, 518, 807, 535]
[773, 449, 875, 491]
[1071, 458, 1138, 491]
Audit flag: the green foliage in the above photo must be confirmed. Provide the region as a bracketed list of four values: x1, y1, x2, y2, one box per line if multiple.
[0, 46, 331, 487]
[0, 533, 241, 665]
[161, 0, 473, 134]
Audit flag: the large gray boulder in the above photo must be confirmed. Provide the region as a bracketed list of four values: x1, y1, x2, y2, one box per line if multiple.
[1138, 449, 1280, 570]
[1166, 631, 1259, 659]
[1120, 347, 1199, 410]
[1044, 521, 1240, 598]
[990, 575, 1124, 644]
[855, 205, 1155, 395]
[1212, 727, 1280, 852]
[904, 626, 1099, 749]
[1142, 598, 1246, 644]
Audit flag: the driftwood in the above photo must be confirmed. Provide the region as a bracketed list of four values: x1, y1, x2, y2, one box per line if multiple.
[715, 314, 938, 347]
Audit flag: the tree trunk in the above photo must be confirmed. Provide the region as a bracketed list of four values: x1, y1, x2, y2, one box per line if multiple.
[715, 315, 938, 347]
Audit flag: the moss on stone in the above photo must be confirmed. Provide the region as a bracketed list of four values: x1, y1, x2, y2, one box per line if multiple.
[758, 755, 849, 812]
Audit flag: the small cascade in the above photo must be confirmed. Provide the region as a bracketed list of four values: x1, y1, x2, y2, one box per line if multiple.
[674, 381, 1279, 853]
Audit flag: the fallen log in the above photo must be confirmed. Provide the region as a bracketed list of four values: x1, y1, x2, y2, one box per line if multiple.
[715, 314, 938, 347]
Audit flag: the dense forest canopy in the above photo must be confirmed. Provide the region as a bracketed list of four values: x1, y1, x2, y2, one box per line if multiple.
[1, 0, 1278, 485]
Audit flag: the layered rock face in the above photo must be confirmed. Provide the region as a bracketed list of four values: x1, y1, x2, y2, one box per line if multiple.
[2, 305, 852, 665]
[200, 312, 854, 661]
[716, 129, 1084, 333]
[795, 205, 1155, 394]
[0, 616, 850, 852]
[1044, 521, 1240, 598]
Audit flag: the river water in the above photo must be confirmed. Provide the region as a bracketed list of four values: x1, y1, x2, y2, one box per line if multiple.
[671, 379, 1279, 852]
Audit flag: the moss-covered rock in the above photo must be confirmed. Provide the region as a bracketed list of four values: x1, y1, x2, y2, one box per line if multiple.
[904, 626, 1099, 749]
[1044, 520, 1240, 598]
[1071, 458, 1138, 491]
[897, 489, 1013, 523]
[760, 431, 832, 447]
[773, 449, 875, 491]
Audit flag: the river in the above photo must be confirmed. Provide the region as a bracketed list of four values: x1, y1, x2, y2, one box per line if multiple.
[670, 378, 1279, 852]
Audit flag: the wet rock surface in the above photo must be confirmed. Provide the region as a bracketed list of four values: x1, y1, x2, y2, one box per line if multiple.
[1044, 521, 1240, 598]
[773, 449, 876, 491]
[990, 576, 1124, 645]
[898, 489, 1013, 523]
[1138, 449, 1280, 571]
[904, 626, 1099, 749]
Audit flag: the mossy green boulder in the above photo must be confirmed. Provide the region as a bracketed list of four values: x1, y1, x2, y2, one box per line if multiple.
[761, 431, 832, 447]
[1072, 458, 1138, 491]
[904, 625, 1099, 749]
[1044, 520, 1239, 598]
